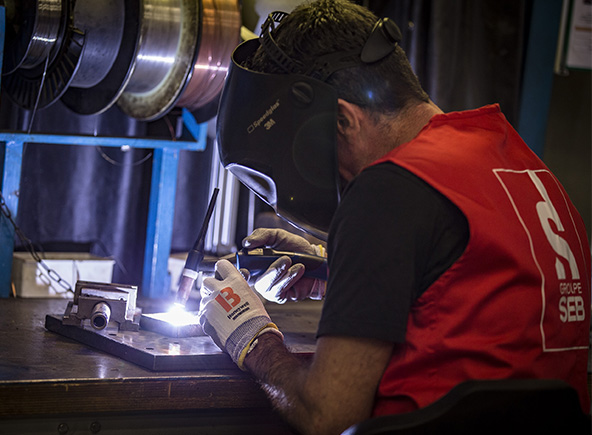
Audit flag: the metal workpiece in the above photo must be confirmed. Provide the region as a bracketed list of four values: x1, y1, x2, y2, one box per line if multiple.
[140, 310, 203, 338]
[44, 298, 321, 371]
[62, 280, 141, 331]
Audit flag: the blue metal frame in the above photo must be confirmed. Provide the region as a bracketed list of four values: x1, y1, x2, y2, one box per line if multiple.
[0, 4, 208, 297]
[0, 123, 207, 298]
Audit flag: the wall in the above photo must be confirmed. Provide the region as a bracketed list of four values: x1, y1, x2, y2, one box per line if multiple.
[543, 69, 591, 242]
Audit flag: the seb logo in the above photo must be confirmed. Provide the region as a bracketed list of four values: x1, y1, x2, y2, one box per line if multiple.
[215, 287, 241, 312]
[531, 171, 584, 323]
[494, 169, 589, 351]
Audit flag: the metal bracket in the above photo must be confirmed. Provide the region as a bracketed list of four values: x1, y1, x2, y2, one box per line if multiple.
[62, 280, 141, 331]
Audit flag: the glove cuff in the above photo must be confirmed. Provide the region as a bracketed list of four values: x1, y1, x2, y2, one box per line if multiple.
[236, 322, 283, 370]
[312, 244, 327, 257]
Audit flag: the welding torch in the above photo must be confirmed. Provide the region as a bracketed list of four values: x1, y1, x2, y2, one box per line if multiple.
[200, 248, 328, 282]
[175, 188, 219, 307]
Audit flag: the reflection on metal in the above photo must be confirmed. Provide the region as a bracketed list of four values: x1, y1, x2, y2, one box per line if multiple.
[117, 0, 199, 120]
[2, 0, 241, 120]
[90, 301, 112, 330]
[176, 0, 241, 111]
[62, 280, 141, 331]
[45, 312, 232, 371]
[205, 139, 240, 255]
[66, 0, 125, 88]
[2, 0, 63, 74]
[61, 0, 142, 115]
[140, 307, 204, 337]
[2, 0, 84, 109]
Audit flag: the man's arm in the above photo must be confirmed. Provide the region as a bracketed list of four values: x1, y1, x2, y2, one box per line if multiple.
[245, 332, 394, 435]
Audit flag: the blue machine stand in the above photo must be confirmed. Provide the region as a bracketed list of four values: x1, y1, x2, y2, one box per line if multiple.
[0, 114, 207, 299]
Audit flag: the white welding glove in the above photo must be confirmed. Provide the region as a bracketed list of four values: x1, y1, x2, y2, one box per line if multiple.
[242, 228, 327, 304]
[198, 259, 283, 369]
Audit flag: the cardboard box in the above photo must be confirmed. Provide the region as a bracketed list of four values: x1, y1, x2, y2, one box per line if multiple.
[12, 252, 115, 298]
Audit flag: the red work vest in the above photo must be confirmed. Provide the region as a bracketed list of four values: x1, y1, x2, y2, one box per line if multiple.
[372, 105, 591, 415]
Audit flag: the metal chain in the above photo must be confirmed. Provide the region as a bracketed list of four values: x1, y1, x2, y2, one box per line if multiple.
[0, 192, 73, 294]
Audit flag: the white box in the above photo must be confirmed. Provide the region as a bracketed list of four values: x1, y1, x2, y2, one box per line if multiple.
[12, 252, 115, 298]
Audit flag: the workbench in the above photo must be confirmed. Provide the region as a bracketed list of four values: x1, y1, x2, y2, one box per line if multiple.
[0, 298, 322, 434]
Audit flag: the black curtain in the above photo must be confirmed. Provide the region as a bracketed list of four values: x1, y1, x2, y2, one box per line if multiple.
[365, 0, 528, 126]
[0, 0, 529, 290]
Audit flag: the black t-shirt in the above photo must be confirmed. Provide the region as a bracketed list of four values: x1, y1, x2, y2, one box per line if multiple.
[317, 162, 469, 343]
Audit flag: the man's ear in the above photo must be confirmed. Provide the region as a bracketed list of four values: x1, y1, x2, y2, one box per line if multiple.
[337, 99, 363, 139]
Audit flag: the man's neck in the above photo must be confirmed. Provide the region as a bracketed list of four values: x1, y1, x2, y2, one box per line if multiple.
[387, 100, 443, 149]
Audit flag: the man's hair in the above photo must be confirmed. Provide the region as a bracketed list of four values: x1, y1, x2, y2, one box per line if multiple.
[243, 0, 429, 116]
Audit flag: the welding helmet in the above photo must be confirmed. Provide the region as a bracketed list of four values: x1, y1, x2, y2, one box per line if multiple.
[217, 12, 402, 240]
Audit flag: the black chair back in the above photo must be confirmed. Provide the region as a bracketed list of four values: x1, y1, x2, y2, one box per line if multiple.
[342, 379, 590, 435]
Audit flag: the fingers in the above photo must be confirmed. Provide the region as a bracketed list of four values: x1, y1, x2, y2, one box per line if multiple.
[203, 259, 247, 294]
[272, 263, 305, 295]
[214, 259, 237, 278]
[280, 276, 316, 301]
[239, 268, 250, 281]
[242, 228, 278, 248]
[242, 228, 313, 254]
[253, 256, 292, 296]
[255, 262, 305, 303]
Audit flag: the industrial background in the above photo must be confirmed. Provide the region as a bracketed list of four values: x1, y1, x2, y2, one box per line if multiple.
[0, 0, 590, 298]
[0, 0, 590, 432]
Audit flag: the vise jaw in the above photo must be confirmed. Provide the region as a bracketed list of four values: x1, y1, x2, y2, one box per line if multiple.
[62, 281, 141, 331]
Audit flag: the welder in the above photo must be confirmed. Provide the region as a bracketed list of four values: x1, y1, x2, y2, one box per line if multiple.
[198, 1, 591, 434]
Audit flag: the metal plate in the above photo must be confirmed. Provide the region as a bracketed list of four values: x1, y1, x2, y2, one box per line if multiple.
[140, 311, 204, 338]
[45, 313, 234, 371]
[45, 302, 319, 371]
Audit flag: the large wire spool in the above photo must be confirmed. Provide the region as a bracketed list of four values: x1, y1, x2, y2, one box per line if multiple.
[116, 0, 200, 121]
[2, 0, 63, 74]
[175, 0, 240, 113]
[61, 0, 142, 115]
[2, 0, 84, 110]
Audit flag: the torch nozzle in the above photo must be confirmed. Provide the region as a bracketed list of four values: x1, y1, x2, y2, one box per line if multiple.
[175, 270, 199, 307]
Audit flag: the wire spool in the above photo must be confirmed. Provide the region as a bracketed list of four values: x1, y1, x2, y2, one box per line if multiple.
[2, 0, 63, 75]
[117, 0, 200, 121]
[60, 0, 142, 115]
[2, 0, 84, 110]
[175, 0, 240, 113]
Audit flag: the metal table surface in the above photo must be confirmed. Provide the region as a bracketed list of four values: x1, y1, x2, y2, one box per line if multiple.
[0, 298, 321, 433]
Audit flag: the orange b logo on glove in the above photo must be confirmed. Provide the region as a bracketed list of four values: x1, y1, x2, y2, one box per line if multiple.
[215, 287, 242, 312]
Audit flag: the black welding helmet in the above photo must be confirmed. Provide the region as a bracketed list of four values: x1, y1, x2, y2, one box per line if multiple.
[217, 12, 402, 240]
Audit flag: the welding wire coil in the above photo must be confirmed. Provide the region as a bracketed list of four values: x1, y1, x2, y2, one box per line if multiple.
[2, 0, 85, 109]
[60, 0, 143, 115]
[117, 0, 200, 121]
[175, 0, 240, 111]
[2, 0, 63, 75]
